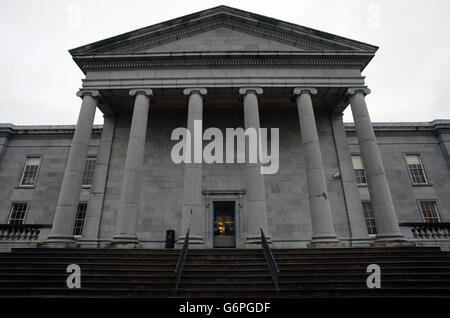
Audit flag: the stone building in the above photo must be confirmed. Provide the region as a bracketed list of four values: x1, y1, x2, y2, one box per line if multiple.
[0, 6, 449, 250]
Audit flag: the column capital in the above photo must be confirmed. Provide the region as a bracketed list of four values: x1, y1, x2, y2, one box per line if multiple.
[183, 88, 207, 96]
[347, 87, 371, 97]
[129, 88, 153, 96]
[239, 87, 263, 96]
[76, 89, 100, 99]
[293, 87, 317, 96]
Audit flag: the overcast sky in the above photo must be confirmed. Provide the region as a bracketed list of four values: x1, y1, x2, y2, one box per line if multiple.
[1, 0, 449, 125]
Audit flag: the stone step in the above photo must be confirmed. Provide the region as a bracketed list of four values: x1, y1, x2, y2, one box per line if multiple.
[1, 290, 448, 299]
[1, 259, 450, 270]
[1, 285, 450, 298]
[1, 254, 449, 263]
[2, 278, 449, 289]
[176, 287, 450, 298]
[1, 247, 449, 298]
[10, 246, 442, 255]
[3, 272, 450, 283]
[3, 266, 450, 276]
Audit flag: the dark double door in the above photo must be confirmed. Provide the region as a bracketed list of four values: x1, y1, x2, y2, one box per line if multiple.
[213, 201, 236, 248]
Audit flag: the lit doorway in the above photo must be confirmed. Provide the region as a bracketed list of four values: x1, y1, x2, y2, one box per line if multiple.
[213, 201, 236, 248]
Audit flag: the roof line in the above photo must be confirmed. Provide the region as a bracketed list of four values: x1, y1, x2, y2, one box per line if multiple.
[1, 120, 449, 133]
[69, 5, 378, 56]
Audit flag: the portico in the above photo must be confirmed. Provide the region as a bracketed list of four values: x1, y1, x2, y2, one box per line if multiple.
[43, 6, 409, 249]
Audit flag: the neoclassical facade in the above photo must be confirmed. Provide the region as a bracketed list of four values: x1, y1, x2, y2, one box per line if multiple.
[0, 6, 449, 249]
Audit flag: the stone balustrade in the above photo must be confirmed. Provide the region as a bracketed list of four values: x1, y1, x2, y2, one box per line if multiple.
[401, 223, 450, 240]
[0, 224, 52, 241]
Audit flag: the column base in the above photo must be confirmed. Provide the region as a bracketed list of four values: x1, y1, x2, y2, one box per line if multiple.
[108, 242, 143, 249]
[349, 235, 372, 247]
[175, 234, 204, 249]
[349, 240, 372, 247]
[245, 234, 272, 248]
[371, 232, 416, 247]
[40, 234, 79, 248]
[371, 239, 416, 248]
[108, 235, 142, 249]
[307, 241, 346, 248]
[79, 239, 100, 249]
[307, 235, 344, 248]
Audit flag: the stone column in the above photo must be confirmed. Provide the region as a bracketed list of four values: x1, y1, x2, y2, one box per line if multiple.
[436, 124, 450, 171]
[179, 88, 207, 246]
[239, 87, 270, 245]
[81, 114, 115, 247]
[347, 88, 406, 244]
[293, 88, 340, 247]
[45, 90, 99, 247]
[330, 113, 370, 246]
[110, 88, 152, 248]
[0, 128, 11, 168]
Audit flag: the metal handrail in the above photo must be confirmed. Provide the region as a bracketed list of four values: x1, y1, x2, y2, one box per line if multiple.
[174, 228, 189, 294]
[260, 228, 280, 291]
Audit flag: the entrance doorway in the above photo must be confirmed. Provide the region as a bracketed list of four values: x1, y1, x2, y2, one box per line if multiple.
[213, 201, 236, 248]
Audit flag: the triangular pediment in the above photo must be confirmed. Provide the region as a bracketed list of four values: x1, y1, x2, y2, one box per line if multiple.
[138, 27, 307, 53]
[70, 6, 378, 56]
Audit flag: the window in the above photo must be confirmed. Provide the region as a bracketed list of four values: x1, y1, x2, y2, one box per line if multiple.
[351, 155, 367, 185]
[362, 201, 377, 235]
[82, 157, 96, 187]
[419, 200, 440, 223]
[8, 203, 28, 225]
[73, 203, 87, 236]
[405, 154, 428, 185]
[19, 157, 41, 186]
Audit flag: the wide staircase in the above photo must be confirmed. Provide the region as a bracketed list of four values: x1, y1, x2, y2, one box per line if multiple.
[0, 247, 449, 298]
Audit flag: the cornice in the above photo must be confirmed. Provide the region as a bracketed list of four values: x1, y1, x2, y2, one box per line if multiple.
[1, 120, 449, 139]
[75, 54, 369, 73]
[0, 124, 103, 138]
[344, 120, 450, 137]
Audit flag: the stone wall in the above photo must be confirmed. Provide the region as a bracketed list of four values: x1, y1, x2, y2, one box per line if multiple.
[0, 126, 100, 227]
[99, 106, 349, 248]
[0, 120, 449, 249]
[347, 126, 450, 224]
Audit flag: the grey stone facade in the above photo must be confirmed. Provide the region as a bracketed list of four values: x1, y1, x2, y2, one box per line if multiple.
[1, 6, 449, 249]
[347, 121, 450, 242]
[0, 119, 449, 248]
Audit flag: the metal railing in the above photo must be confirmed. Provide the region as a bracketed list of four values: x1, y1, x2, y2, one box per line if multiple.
[260, 228, 280, 292]
[174, 228, 189, 294]
[0, 224, 51, 240]
[400, 222, 450, 239]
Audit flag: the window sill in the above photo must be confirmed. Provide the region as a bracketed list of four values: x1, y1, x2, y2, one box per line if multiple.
[357, 184, 368, 188]
[15, 185, 36, 189]
[411, 183, 433, 187]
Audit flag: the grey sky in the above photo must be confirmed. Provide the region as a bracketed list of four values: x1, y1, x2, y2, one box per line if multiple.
[1, 0, 449, 125]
